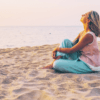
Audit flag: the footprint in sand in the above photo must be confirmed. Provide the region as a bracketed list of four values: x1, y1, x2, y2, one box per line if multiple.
[88, 82, 100, 87]
[84, 75, 98, 81]
[13, 88, 31, 94]
[23, 83, 38, 87]
[0, 69, 9, 76]
[91, 97, 100, 100]
[86, 88, 100, 97]
[29, 70, 38, 77]
[0, 96, 5, 100]
[2, 77, 12, 84]
[14, 90, 54, 100]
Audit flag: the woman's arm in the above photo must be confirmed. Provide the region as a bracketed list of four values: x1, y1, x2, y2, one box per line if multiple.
[54, 33, 93, 54]
[73, 31, 83, 45]
[73, 34, 80, 45]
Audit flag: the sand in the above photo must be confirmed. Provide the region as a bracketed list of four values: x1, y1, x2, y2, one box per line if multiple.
[0, 43, 100, 100]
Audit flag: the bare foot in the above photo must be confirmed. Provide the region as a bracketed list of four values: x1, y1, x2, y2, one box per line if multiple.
[41, 63, 53, 69]
[41, 56, 62, 69]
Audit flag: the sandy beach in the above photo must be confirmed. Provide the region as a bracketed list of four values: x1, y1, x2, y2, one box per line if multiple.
[0, 43, 100, 100]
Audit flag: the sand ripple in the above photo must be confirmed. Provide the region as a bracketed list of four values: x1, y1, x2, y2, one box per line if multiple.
[0, 44, 100, 100]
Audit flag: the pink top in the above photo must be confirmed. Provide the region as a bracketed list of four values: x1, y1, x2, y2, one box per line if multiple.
[79, 31, 100, 70]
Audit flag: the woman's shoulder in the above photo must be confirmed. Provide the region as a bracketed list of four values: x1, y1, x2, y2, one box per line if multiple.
[87, 31, 94, 34]
[79, 31, 93, 44]
[86, 31, 96, 38]
[83, 33, 93, 41]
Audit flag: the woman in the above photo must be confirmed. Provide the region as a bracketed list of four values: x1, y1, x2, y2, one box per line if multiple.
[43, 11, 100, 74]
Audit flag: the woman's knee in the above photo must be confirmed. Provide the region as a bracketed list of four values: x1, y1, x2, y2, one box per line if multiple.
[62, 39, 71, 43]
[53, 59, 67, 72]
[53, 60, 58, 68]
[53, 60, 59, 68]
[60, 39, 73, 48]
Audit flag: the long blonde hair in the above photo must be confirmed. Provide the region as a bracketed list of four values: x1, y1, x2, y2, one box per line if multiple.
[88, 11, 100, 37]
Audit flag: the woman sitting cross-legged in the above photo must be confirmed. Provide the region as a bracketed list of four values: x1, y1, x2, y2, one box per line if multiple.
[42, 10, 100, 74]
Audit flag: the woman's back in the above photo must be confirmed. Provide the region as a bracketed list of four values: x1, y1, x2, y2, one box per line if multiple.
[79, 31, 100, 67]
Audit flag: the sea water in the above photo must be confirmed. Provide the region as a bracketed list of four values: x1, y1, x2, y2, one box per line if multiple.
[0, 26, 99, 49]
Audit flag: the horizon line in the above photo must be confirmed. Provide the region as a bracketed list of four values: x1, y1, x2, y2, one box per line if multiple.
[0, 25, 83, 27]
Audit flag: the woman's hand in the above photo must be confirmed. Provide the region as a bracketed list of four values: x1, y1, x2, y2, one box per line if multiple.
[52, 51, 57, 59]
[52, 47, 58, 59]
[53, 47, 58, 52]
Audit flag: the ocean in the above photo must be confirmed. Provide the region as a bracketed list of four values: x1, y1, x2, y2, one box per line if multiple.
[0, 26, 99, 49]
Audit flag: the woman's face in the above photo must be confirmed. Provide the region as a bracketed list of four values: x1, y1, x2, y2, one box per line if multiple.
[80, 12, 90, 24]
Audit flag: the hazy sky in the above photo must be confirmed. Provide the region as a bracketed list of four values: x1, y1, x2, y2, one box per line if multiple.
[0, 0, 100, 26]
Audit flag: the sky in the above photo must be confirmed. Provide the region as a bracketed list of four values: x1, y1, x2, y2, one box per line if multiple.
[0, 0, 100, 26]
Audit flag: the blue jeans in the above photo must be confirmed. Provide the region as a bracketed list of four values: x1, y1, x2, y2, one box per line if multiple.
[53, 39, 93, 74]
